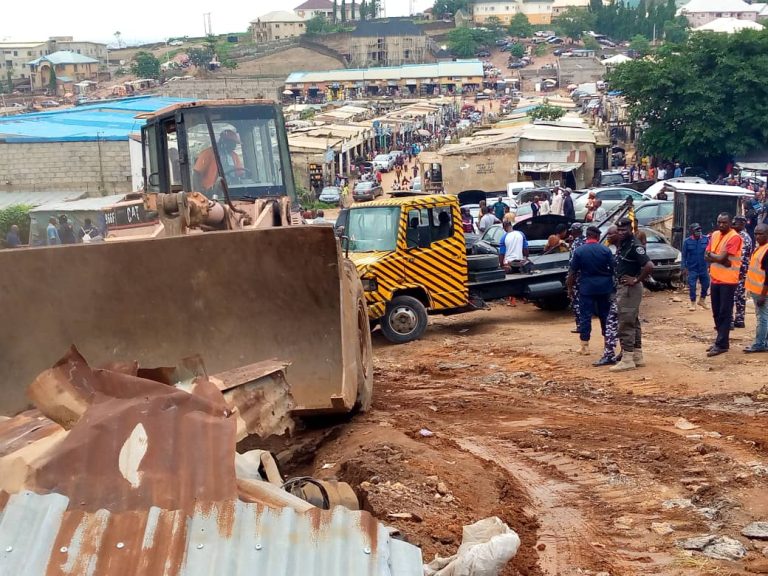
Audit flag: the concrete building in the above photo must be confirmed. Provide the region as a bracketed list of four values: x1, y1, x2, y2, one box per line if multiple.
[285, 60, 485, 100]
[348, 19, 429, 68]
[472, 0, 556, 26]
[421, 117, 598, 193]
[693, 16, 764, 30]
[0, 96, 190, 196]
[250, 11, 307, 43]
[552, 0, 590, 17]
[28, 51, 99, 94]
[294, 0, 335, 20]
[1, 38, 106, 84]
[677, 0, 759, 27]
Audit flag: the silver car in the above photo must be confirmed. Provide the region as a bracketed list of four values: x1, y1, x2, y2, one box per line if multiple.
[318, 186, 342, 205]
[573, 187, 650, 220]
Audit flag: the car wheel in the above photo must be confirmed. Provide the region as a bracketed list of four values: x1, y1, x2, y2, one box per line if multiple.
[380, 295, 428, 344]
[533, 294, 570, 311]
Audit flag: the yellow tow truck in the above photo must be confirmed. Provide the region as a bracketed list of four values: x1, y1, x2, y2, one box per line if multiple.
[337, 194, 572, 343]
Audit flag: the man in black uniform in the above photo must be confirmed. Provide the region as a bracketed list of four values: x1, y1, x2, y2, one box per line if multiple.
[610, 218, 654, 372]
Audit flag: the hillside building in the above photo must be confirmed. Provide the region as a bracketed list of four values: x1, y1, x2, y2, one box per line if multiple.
[250, 11, 307, 43]
[349, 19, 429, 68]
[1, 37, 106, 85]
[676, 0, 759, 26]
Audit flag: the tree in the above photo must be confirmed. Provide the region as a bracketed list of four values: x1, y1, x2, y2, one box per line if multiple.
[507, 13, 533, 38]
[583, 35, 600, 50]
[0, 205, 31, 247]
[629, 34, 651, 56]
[351, 0, 356, 20]
[333, 0, 338, 23]
[446, 27, 478, 57]
[485, 16, 504, 36]
[48, 67, 57, 93]
[508, 43, 525, 58]
[359, 0, 368, 19]
[663, 16, 689, 44]
[432, 0, 471, 19]
[341, 0, 347, 22]
[607, 29, 768, 166]
[553, 7, 595, 41]
[187, 47, 212, 68]
[527, 100, 566, 122]
[131, 51, 161, 79]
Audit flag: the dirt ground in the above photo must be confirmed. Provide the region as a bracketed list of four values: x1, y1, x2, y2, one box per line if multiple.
[271, 288, 768, 575]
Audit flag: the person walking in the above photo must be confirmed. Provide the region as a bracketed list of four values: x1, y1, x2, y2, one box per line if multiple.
[568, 223, 585, 333]
[551, 187, 564, 216]
[733, 216, 753, 328]
[563, 188, 576, 220]
[478, 205, 500, 234]
[596, 225, 621, 366]
[5, 224, 21, 248]
[704, 213, 743, 356]
[492, 196, 507, 221]
[46, 217, 61, 246]
[744, 223, 768, 353]
[610, 217, 654, 371]
[681, 223, 710, 311]
[567, 226, 616, 356]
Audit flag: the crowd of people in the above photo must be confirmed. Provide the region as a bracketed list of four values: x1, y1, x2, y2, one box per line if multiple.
[567, 213, 768, 370]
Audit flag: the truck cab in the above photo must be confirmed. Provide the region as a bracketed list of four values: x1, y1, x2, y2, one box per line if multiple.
[338, 195, 469, 343]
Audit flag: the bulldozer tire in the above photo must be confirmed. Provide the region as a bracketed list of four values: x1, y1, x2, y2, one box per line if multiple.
[380, 295, 428, 344]
[467, 254, 499, 272]
[343, 259, 374, 412]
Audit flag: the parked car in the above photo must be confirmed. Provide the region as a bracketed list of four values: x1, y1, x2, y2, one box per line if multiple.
[683, 166, 711, 182]
[553, 48, 564, 56]
[353, 181, 384, 202]
[547, 37, 564, 44]
[318, 186, 342, 205]
[411, 176, 422, 192]
[476, 50, 491, 58]
[593, 170, 626, 187]
[572, 187, 650, 220]
[633, 200, 673, 226]
[388, 150, 404, 163]
[372, 154, 394, 172]
[642, 228, 681, 286]
[508, 60, 525, 69]
[40, 100, 60, 108]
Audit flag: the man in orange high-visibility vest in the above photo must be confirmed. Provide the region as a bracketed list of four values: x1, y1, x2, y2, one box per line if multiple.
[704, 213, 744, 356]
[744, 223, 768, 353]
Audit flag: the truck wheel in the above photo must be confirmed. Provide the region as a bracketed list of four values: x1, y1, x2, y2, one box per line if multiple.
[380, 295, 428, 344]
[467, 254, 499, 272]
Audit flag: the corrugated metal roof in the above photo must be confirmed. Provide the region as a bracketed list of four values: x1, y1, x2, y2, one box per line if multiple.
[0, 191, 85, 210]
[286, 60, 484, 85]
[0, 96, 192, 143]
[0, 491, 422, 575]
[28, 194, 129, 213]
[28, 50, 99, 66]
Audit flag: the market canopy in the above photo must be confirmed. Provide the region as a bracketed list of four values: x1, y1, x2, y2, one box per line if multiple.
[601, 54, 632, 66]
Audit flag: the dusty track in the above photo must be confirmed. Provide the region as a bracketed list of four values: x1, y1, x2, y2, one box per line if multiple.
[284, 290, 768, 575]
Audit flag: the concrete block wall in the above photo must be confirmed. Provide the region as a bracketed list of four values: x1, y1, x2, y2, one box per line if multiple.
[0, 141, 133, 195]
[159, 77, 285, 101]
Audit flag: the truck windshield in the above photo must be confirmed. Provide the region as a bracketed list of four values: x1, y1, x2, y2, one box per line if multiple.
[183, 107, 288, 199]
[347, 207, 400, 252]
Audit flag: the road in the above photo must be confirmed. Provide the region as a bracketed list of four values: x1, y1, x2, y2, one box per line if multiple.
[273, 290, 768, 575]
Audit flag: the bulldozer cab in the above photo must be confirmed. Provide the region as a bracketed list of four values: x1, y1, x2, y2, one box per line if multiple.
[141, 101, 296, 201]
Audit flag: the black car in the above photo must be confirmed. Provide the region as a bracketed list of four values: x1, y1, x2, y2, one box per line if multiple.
[476, 50, 491, 57]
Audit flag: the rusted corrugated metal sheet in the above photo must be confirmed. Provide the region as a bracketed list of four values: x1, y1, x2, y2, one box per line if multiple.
[0, 491, 422, 576]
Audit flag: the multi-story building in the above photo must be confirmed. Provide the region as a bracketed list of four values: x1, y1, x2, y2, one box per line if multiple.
[348, 19, 429, 68]
[28, 51, 100, 94]
[294, 0, 335, 20]
[250, 11, 307, 43]
[677, 0, 760, 27]
[472, 0, 564, 25]
[1, 38, 106, 84]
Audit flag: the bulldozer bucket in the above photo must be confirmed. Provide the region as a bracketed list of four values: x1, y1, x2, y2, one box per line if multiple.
[0, 226, 372, 417]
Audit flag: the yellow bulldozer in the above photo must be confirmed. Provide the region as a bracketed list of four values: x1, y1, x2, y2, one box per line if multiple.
[0, 99, 373, 417]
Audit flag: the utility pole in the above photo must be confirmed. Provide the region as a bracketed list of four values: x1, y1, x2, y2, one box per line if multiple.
[203, 13, 213, 36]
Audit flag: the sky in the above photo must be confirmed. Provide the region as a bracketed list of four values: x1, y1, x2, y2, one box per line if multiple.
[2, 0, 434, 46]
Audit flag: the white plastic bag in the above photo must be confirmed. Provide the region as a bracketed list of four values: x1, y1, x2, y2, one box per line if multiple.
[424, 517, 521, 576]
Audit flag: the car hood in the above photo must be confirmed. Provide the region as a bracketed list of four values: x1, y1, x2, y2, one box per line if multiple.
[645, 243, 679, 261]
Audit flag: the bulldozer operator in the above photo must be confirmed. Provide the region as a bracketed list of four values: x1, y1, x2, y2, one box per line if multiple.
[193, 128, 245, 193]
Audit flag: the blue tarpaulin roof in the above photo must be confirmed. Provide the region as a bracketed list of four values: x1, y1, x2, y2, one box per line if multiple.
[0, 96, 192, 143]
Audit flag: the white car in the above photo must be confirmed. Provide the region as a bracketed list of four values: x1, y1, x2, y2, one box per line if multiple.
[372, 154, 394, 172]
[644, 177, 706, 199]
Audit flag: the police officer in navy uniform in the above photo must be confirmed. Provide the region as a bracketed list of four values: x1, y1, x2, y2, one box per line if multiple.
[610, 218, 654, 371]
